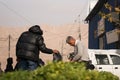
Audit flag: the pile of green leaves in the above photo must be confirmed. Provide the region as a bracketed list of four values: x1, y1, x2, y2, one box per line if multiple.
[0, 62, 119, 80]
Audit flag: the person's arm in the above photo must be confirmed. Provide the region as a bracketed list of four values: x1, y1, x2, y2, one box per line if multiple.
[39, 43, 53, 54]
[37, 36, 58, 54]
[37, 36, 53, 54]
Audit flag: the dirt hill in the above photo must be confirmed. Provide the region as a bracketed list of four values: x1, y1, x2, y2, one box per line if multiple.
[0, 24, 88, 70]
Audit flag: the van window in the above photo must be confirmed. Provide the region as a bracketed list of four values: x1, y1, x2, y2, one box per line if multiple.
[110, 55, 120, 65]
[95, 54, 109, 65]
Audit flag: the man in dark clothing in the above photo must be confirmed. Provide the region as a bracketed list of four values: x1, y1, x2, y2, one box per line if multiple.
[15, 25, 58, 70]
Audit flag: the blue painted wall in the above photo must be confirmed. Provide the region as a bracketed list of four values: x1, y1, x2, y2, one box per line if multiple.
[89, 0, 120, 49]
[89, 14, 100, 49]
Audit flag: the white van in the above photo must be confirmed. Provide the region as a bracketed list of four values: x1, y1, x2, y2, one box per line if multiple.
[88, 49, 120, 78]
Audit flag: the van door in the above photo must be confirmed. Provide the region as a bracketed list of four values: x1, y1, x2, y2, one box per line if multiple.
[110, 55, 120, 77]
[95, 54, 113, 73]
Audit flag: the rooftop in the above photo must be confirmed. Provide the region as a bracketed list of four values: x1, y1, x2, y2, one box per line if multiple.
[85, 0, 107, 21]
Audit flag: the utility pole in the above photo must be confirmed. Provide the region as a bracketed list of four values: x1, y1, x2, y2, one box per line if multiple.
[8, 34, 11, 58]
[78, 15, 81, 40]
[61, 40, 64, 56]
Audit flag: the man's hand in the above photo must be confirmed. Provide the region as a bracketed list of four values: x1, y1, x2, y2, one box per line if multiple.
[53, 50, 59, 54]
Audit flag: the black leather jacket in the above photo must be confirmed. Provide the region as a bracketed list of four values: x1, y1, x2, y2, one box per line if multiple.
[16, 25, 53, 61]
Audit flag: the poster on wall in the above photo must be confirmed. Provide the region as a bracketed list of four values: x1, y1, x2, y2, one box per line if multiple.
[97, 18, 105, 37]
[106, 29, 119, 44]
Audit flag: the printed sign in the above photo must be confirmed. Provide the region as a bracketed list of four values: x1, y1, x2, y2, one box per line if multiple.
[106, 29, 119, 44]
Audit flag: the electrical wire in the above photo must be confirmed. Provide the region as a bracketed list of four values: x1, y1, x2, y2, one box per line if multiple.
[0, 0, 33, 25]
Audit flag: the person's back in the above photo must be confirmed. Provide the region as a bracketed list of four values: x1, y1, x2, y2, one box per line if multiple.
[75, 40, 89, 62]
[16, 30, 42, 61]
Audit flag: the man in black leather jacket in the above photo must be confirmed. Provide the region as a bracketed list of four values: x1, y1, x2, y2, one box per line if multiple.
[15, 25, 58, 70]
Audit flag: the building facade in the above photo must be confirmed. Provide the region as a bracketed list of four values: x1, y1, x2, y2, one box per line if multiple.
[85, 0, 120, 49]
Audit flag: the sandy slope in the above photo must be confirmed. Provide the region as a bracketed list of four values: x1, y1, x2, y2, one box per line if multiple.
[0, 24, 88, 70]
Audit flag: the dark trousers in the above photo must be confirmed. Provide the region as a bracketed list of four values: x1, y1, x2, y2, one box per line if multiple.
[81, 61, 95, 70]
[15, 59, 39, 71]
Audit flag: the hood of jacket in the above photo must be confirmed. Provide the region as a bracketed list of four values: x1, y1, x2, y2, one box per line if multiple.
[29, 25, 43, 35]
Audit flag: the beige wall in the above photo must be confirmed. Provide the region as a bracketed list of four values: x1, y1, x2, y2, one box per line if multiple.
[0, 24, 88, 70]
